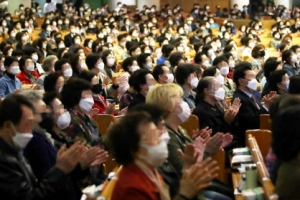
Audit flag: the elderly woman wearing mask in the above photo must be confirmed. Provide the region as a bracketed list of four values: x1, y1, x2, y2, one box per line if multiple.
[108, 111, 219, 200]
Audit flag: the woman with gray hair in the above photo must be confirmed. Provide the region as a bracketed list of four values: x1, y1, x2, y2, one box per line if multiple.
[36, 55, 58, 90]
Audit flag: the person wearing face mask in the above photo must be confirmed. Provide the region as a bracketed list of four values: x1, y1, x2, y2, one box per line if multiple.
[83, 38, 93, 56]
[213, 56, 235, 97]
[153, 64, 175, 85]
[101, 50, 117, 80]
[79, 70, 118, 115]
[109, 110, 220, 200]
[268, 70, 289, 95]
[36, 55, 58, 90]
[194, 52, 211, 69]
[17, 56, 40, 85]
[54, 58, 73, 81]
[137, 53, 153, 70]
[282, 49, 300, 77]
[232, 62, 277, 146]
[61, 78, 109, 182]
[113, 34, 130, 60]
[129, 29, 140, 44]
[241, 37, 255, 61]
[22, 90, 108, 199]
[270, 31, 282, 49]
[250, 44, 266, 81]
[0, 56, 22, 98]
[69, 54, 86, 78]
[69, 34, 82, 53]
[175, 64, 197, 109]
[146, 84, 235, 199]
[128, 69, 155, 109]
[0, 94, 91, 199]
[5, 29, 18, 44]
[193, 76, 240, 140]
[86, 53, 121, 99]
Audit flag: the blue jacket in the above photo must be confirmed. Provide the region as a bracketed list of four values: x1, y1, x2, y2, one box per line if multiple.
[0, 73, 22, 98]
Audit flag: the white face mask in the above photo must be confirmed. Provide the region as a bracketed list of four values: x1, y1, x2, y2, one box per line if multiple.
[291, 54, 298, 63]
[97, 62, 104, 71]
[202, 60, 211, 67]
[80, 62, 86, 70]
[213, 87, 225, 100]
[190, 77, 199, 88]
[297, 53, 300, 59]
[10, 66, 20, 75]
[166, 73, 174, 83]
[215, 75, 225, 85]
[229, 60, 235, 68]
[32, 54, 38, 62]
[160, 132, 170, 143]
[42, 43, 47, 49]
[63, 68, 73, 77]
[140, 141, 168, 167]
[80, 53, 85, 58]
[57, 111, 71, 129]
[0, 65, 5, 72]
[231, 51, 238, 58]
[131, 65, 140, 72]
[79, 97, 94, 112]
[220, 66, 229, 75]
[26, 64, 35, 72]
[107, 58, 115, 66]
[247, 78, 258, 91]
[208, 49, 215, 56]
[249, 42, 255, 49]
[177, 101, 191, 123]
[11, 124, 33, 149]
[75, 39, 81, 45]
[59, 43, 65, 48]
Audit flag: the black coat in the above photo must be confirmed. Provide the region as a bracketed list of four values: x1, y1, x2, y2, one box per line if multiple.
[0, 137, 69, 200]
[231, 89, 268, 146]
[64, 33, 73, 47]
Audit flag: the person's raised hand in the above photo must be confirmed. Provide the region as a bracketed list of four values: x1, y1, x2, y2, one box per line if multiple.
[191, 127, 212, 141]
[114, 75, 127, 86]
[178, 158, 219, 199]
[178, 144, 197, 171]
[263, 91, 278, 109]
[194, 137, 205, 163]
[79, 147, 108, 169]
[118, 107, 128, 115]
[220, 133, 233, 149]
[55, 142, 86, 174]
[87, 108, 99, 117]
[105, 102, 116, 114]
[13, 88, 21, 94]
[225, 98, 241, 124]
[205, 132, 223, 156]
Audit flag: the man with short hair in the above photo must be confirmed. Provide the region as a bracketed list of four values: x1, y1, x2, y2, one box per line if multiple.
[232, 62, 277, 146]
[0, 94, 86, 199]
[152, 64, 174, 85]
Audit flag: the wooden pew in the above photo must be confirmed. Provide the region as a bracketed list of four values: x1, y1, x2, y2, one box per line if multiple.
[246, 129, 272, 163]
[94, 114, 114, 136]
[180, 114, 199, 138]
[247, 134, 278, 200]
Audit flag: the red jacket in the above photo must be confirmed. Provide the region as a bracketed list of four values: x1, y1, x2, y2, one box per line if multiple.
[17, 71, 40, 85]
[92, 94, 107, 114]
[111, 163, 160, 200]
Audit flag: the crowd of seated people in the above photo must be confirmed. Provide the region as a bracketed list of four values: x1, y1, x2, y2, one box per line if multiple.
[0, 0, 300, 199]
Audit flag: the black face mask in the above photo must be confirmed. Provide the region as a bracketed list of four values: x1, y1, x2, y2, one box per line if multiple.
[92, 83, 102, 94]
[259, 50, 266, 57]
[39, 113, 55, 133]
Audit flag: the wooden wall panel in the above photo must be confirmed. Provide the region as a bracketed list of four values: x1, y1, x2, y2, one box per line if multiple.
[162, 0, 230, 13]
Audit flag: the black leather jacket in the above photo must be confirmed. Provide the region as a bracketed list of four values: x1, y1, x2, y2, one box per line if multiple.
[0, 137, 69, 200]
